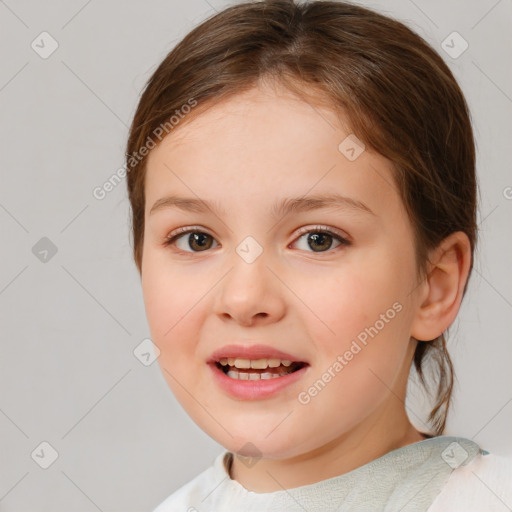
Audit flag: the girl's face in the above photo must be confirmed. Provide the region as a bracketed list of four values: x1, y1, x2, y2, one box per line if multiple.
[141, 84, 424, 470]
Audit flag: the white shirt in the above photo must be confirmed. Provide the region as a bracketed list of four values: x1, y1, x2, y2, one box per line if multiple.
[153, 436, 512, 511]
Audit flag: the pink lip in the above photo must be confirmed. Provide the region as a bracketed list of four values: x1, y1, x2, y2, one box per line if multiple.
[207, 343, 307, 363]
[208, 361, 310, 400]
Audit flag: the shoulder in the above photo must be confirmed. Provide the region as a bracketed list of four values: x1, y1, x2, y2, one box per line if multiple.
[428, 451, 512, 511]
[152, 451, 229, 512]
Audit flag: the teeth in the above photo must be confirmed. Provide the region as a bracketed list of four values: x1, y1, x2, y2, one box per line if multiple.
[251, 359, 269, 369]
[218, 357, 296, 369]
[227, 370, 283, 380]
[234, 358, 251, 369]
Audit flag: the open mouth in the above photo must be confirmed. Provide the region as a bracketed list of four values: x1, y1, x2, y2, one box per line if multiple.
[214, 358, 308, 381]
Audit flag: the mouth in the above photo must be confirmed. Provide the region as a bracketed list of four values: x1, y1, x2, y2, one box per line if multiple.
[213, 358, 308, 381]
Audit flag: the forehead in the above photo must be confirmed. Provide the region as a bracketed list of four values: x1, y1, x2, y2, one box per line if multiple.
[144, 84, 402, 222]
[148, 82, 352, 156]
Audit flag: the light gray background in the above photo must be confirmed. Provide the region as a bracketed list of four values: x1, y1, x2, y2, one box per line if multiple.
[0, 0, 511, 510]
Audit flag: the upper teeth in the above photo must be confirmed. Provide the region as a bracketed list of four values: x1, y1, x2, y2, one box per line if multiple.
[219, 358, 292, 369]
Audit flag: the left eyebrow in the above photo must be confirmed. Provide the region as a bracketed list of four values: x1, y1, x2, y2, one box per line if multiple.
[271, 193, 376, 218]
[149, 193, 376, 218]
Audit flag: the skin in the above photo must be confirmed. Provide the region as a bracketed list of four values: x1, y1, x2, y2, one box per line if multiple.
[140, 81, 472, 492]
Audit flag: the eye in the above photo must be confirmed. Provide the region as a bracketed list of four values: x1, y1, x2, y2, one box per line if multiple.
[163, 226, 351, 254]
[164, 228, 218, 253]
[291, 226, 351, 253]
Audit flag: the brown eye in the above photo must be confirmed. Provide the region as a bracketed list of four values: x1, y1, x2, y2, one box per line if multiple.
[307, 232, 335, 252]
[292, 228, 351, 253]
[165, 230, 218, 252]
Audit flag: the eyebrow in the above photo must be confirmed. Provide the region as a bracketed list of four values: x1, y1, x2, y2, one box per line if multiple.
[149, 193, 375, 218]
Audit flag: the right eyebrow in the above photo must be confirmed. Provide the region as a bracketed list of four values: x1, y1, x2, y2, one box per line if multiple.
[149, 196, 226, 216]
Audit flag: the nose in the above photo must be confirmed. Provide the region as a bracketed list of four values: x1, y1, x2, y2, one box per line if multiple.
[213, 248, 286, 327]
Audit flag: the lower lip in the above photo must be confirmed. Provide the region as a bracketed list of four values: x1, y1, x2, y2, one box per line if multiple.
[208, 362, 309, 400]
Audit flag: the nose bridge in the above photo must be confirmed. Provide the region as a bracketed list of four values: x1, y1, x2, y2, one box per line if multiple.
[235, 234, 266, 266]
[227, 234, 271, 295]
[214, 234, 285, 324]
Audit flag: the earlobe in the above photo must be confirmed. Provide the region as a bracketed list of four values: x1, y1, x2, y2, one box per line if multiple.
[411, 232, 472, 342]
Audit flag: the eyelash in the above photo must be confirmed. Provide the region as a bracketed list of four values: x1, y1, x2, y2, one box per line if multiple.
[163, 225, 351, 253]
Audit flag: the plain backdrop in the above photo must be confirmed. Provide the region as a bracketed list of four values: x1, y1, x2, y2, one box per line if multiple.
[0, 0, 511, 510]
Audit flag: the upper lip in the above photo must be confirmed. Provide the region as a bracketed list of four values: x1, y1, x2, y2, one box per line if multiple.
[207, 344, 308, 364]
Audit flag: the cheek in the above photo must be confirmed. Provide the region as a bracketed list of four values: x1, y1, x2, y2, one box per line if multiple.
[141, 257, 209, 411]
[296, 257, 413, 385]
[141, 251, 202, 361]
[296, 301, 412, 440]
[301, 265, 403, 344]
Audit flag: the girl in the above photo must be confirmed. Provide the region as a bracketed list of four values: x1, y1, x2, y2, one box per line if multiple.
[125, 0, 512, 510]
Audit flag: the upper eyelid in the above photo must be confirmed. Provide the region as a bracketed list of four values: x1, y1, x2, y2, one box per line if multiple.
[165, 225, 350, 246]
[295, 225, 349, 239]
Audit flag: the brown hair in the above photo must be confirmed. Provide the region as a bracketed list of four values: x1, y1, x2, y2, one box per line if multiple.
[125, 0, 478, 435]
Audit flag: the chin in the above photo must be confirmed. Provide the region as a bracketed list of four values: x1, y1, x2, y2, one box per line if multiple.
[214, 428, 304, 460]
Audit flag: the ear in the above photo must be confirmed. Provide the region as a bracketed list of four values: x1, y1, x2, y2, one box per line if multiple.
[411, 232, 472, 342]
